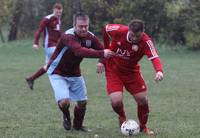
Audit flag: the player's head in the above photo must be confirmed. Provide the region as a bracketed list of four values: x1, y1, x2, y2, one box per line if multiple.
[53, 3, 63, 18]
[128, 19, 144, 43]
[73, 13, 89, 37]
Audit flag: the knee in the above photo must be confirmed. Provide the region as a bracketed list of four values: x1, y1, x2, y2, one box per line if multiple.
[136, 97, 148, 105]
[109, 92, 123, 108]
[58, 99, 70, 109]
[77, 100, 87, 109]
[111, 100, 123, 108]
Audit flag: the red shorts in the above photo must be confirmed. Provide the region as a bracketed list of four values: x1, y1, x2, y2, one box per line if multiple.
[105, 67, 147, 95]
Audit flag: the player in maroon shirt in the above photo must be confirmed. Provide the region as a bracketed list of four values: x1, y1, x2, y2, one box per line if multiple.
[46, 13, 114, 132]
[97, 19, 164, 135]
[25, 3, 63, 90]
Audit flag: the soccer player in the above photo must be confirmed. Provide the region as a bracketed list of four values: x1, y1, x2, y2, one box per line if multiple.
[25, 3, 63, 90]
[46, 13, 115, 132]
[96, 19, 164, 135]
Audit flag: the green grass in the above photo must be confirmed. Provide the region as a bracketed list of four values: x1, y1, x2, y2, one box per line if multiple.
[0, 40, 200, 138]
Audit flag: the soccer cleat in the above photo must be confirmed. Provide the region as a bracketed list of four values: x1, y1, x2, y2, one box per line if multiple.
[25, 78, 34, 90]
[63, 119, 71, 130]
[73, 126, 92, 132]
[140, 127, 154, 135]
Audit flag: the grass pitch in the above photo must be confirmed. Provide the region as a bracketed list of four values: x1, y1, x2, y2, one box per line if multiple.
[0, 40, 200, 138]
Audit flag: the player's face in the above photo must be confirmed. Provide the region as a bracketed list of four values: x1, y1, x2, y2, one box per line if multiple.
[128, 30, 142, 43]
[74, 19, 89, 37]
[53, 8, 63, 18]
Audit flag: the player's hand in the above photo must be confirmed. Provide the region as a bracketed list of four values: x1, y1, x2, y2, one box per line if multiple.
[155, 71, 163, 82]
[96, 62, 105, 74]
[33, 44, 39, 50]
[103, 49, 115, 58]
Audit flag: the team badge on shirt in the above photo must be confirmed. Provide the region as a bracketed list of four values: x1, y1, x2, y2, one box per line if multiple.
[117, 41, 121, 45]
[85, 40, 92, 48]
[132, 45, 139, 51]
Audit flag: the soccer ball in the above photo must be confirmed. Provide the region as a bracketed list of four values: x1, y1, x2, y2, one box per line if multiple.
[121, 119, 140, 136]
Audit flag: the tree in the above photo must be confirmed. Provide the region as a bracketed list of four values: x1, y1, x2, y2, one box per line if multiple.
[164, 0, 200, 49]
[8, 0, 24, 41]
[183, 0, 200, 49]
[3, 0, 200, 49]
[0, 0, 13, 42]
[73, 0, 82, 13]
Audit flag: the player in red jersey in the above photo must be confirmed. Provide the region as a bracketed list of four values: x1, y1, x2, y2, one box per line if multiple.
[46, 13, 114, 132]
[97, 19, 163, 135]
[25, 3, 63, 90]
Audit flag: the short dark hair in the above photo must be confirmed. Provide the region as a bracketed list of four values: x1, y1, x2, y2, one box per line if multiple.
[73, 12, 89, 25]
[53, 3, 63, 10]
[128, 19, 144, 33]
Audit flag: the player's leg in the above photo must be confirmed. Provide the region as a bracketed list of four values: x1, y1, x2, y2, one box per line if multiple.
[133, 92, 154, 135]
[73, 100, 90, 132]
[25, 47, 56, 90]
[125, 72, 154, 135]
[48, 74, 71, 130]
[25, 65, 47, 90]
[58, 99, 71, 130]
[67, 76, 90, 132]
[105, 69, 126, 127]
[109, 91, 126, 127]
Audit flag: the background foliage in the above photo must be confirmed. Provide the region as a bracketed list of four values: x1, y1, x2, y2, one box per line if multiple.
[0, 0, 200, 49]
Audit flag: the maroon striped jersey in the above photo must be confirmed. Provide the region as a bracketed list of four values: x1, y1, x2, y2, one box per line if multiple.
[34, 14, 61, 48]
[47, 28, 104, 77]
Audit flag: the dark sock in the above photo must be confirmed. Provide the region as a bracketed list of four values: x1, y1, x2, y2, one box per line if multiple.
[58, 103, 71, 123]
[73, 105, 86, 129]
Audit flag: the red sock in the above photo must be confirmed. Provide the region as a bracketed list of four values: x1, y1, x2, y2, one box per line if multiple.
[28, 67, 46, 80]
[73, 105, 86, 129]
[111, 102, 126, 126]
[137, 104, 149, 130]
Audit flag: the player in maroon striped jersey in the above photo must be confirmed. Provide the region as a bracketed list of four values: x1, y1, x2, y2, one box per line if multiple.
[46, 13, 114, 132]
[25, 3, 63, 90]
[97, 19, 163, 135]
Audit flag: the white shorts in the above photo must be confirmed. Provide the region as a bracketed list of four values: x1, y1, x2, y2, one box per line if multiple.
[48, 74, 87, 102]
[44, 47, 56, 64]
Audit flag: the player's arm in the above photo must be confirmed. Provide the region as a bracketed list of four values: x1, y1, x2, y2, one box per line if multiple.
[144, 40, 163, 82]
[99, 24, 120, 64]
[96, 25, 120, 73]
[92, 36, 106, 73]
[91, 35, 104, 50]
[91, 35, 109, 65]
[62, 34, 114, 58]
[33, 18, 48, 49]
[151, 58, 163, 82]
[102, 25, 111, 49]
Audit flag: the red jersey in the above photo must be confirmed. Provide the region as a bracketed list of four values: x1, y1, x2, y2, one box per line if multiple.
[47, 28, 104, 77]
[34, 14, 61, 48]
[102, 24, 163, 73]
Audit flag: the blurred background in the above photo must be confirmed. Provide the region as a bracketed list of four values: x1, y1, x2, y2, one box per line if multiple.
[0, 0, 199, 49]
